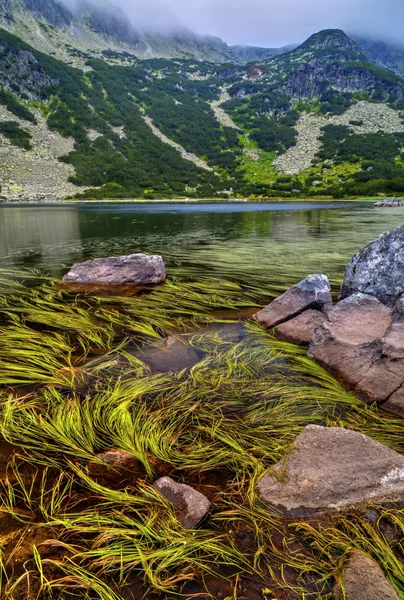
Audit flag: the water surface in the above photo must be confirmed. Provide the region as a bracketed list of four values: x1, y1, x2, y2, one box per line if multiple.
[1, 202, 403, 289]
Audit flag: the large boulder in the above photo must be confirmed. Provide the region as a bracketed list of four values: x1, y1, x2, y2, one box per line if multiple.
[256, 425, 404, 519]
[153, 477, 212, 529]
[308, 294, 404, 403]
[253, 274, 331, 330]
[309, 295, 404, 404]
[341, 225, 404, 307]
[335, 553, 399, 600]
[63, 253, 166, 286]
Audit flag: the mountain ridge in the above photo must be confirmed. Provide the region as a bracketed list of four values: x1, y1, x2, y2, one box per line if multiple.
[0, 0, 291, 64]
[0, 11, 404, 201]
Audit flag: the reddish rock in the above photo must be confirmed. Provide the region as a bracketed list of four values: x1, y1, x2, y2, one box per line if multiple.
[88, 449, 142, 479]
[253, 274, 331, 330]
[257, 425, 404, 519]
[383, 385, 404, 418]
[335, 553, 399, 600]
[275, 309, 326, 346]
[63, 253, 166, 286]
[308, 294, 397, 402]
[153, 476, 212, 529]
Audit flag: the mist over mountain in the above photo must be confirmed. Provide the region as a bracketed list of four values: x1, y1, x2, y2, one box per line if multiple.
[57, 0, 404, 48]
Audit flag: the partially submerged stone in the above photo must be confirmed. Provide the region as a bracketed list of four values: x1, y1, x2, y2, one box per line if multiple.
[153, 476, 212, 529]
[88, 449, 142, 479]
[341, 225, 404, 306]
[275, 309, 326, 346]
[253, 274, 331, 329]
[335, 553, 399, 600]
[63, 253, 166, 285]
[257, 425, 404, 519]
[133, 336, 204, 373]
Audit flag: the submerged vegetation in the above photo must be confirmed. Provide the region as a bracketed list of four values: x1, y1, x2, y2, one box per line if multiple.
[0, 265, 403, 599]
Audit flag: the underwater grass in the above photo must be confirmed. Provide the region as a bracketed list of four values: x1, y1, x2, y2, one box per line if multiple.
[0, 267, 403, 599]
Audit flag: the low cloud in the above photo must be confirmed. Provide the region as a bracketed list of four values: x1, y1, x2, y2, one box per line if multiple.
[58, 0, 404, 47]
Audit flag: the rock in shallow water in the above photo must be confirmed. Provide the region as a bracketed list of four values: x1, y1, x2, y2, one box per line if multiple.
[275, 309, 326, 346]
[87, 449, 143, 480]
[308, 294, 404, 404]
[153, 476, 212, 529]
[252, 274, 331, 329]
[341, 225, 404, 307]
[257, 425, 404, 519]
[63, 253, 166, 285]
[335, 553, 399, 600]
[133, 336, 205, 373]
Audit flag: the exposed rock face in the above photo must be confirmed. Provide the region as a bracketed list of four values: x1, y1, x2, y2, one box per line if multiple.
[63, 253, 166, 286]
[341, 225, 404, 307]
[153, 477, 211, 529]
[88, 449, 142, 479]
[335, 553, 399, 600]
[252, 274, 331, 330]
[257, 425, 404, 519]
[275, 309, 326, 346]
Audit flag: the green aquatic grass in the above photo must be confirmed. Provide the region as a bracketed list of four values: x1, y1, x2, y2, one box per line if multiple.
[0, 267, 403, 599]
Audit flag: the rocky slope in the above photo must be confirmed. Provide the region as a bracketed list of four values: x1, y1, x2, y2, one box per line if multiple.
[355, 36, 404, 78]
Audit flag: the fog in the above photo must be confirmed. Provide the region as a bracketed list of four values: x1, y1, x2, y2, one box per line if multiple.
[59, 0, 404, 47]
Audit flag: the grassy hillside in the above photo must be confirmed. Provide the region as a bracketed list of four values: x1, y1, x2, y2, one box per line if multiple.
[1, 27, 404, 199]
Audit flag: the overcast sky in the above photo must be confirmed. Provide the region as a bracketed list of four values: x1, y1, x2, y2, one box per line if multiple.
[62, 0, 404, 47]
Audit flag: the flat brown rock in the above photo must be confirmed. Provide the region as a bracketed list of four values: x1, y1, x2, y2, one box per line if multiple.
[275, 309, 326, 345]
[253, 274, 331, 330]
[63, 253, 166, 285]
[256, 425, 404, 519]
[335, 553, 399, 600]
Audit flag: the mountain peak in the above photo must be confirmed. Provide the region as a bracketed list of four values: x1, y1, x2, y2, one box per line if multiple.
[299, 29, 361, 53]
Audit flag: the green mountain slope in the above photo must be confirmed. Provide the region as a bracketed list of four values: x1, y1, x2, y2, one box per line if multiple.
[1, 26, 404, 200]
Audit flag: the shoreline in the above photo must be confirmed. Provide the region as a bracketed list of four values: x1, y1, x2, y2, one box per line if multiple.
[0, 196, 386, 205]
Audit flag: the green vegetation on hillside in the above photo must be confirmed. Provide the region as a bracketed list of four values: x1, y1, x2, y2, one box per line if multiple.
[1, 26, 404, 198]
[0, 119, 32, 149]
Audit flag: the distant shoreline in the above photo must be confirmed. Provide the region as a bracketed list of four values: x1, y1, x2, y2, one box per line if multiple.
[0, 196, 386, 205]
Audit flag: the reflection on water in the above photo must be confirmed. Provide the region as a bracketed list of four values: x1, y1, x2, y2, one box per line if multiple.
[0, 202, 404, 287]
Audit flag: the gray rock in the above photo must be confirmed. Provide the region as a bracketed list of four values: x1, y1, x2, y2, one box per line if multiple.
[335, 553, 399, 600]
[153, 476, 212, 529]
[341, 225, 404, 306]
[252, 274, 331, 330]
[275, 309, 326, 346]
[256, 425, 404, 519]
[63, 253, 166, 286]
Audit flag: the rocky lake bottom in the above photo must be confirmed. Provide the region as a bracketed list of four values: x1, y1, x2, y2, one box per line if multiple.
[0, 202, 403, 600]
